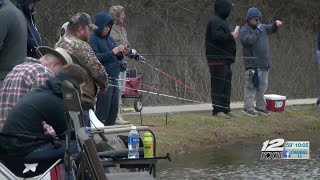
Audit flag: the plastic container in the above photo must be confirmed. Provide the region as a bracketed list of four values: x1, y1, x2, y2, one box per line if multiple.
[128, 126, 140, 159]
[264, 94, 286, 112]
[41, 121, 56, 136]
[41, 121, 61, 149]
[143, 132, 154, 158]
[234, 26, 240, 33]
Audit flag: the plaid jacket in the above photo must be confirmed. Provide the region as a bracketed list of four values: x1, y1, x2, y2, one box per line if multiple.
[0, 57, 54, 131]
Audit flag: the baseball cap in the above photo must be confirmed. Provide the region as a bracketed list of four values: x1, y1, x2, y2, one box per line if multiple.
[69, 12, 98, 30]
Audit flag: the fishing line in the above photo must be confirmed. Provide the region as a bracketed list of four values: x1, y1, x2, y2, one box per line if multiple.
[107, 83, 230, 110]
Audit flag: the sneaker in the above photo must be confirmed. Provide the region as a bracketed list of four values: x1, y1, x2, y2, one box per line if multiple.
[214, 112, 230, 119]
[242, 109, 258, 117]
[116, 119, 129, 125]
[255, 108, 270, 116]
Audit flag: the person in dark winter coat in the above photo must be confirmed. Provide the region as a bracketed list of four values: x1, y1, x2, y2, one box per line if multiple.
[317, 29, 320, 51]
[89, 12, 126, 126]
[317, 30, 320, 65]
[205, 0, 238, 119]
[17, 0, 42, 58]
[1, 64, 88, 159]
[0, 0, 27, 83]
[316, 29, 320, 110]
[239, 7, 282, 116]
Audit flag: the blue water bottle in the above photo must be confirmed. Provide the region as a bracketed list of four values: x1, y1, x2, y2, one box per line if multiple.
[128, 126, 140, 159]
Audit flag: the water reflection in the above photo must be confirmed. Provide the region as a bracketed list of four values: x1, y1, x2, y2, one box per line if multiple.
[158, 131, 320, 179]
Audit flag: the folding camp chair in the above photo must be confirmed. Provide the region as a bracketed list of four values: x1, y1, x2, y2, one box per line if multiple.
[0, 134, 63, 180]
[61, 80, 170, 179]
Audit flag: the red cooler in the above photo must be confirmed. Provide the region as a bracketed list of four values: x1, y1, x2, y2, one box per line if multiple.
[264, 94, 286, 112]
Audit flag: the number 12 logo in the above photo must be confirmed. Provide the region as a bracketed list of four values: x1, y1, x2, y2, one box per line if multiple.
[261, 138, 285, 152]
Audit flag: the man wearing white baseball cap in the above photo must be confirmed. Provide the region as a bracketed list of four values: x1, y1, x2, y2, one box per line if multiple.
[0, 46, 73, 131]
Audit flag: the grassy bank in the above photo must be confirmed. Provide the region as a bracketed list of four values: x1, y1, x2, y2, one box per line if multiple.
[125, 105, 320, 155]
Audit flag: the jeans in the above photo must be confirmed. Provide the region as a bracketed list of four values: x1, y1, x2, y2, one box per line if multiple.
[95, 80, 119, 126]
[116, 71, 126, 121]
[209, 64, 232, 114]
[24, 140, 78, 160]
[24, 140, 78, 179]
[118, 71, 126, 94]
[244, 68, 269, 111]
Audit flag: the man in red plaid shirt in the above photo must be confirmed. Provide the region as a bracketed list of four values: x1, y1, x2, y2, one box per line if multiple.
[0, 46, 73, 131]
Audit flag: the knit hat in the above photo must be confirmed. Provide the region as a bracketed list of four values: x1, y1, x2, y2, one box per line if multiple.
[109, 5, 124, 24]
[246, 7, 262, 21]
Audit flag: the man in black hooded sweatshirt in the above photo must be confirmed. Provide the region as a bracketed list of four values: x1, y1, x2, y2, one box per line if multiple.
[17, 0, 42, 58]
[205, 0, 238, 119]
[1, 64, 88, 159]
[317, 29, 320, 109]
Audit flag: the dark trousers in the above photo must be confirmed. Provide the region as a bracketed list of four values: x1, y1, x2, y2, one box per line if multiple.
[81, 103, 94, 127]
[24, 140, 82, 179]
[209, 64, 232, 114]
[24, 140, 78, 160]
[0, 80, 3, 88]
[95, 80, 119, 126]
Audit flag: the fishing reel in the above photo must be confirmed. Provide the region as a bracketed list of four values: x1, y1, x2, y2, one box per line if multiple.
[124, 46, 145, 62]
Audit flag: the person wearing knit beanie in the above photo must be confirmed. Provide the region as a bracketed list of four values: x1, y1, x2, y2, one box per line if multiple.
[239, 7, 283, 117]
[246, 7, 262, 21]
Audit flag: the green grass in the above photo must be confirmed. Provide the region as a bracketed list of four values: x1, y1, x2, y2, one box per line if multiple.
[124, 105, 320, 155]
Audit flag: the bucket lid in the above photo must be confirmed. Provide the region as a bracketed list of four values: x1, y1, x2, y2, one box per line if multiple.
[264, 94, 286, 100]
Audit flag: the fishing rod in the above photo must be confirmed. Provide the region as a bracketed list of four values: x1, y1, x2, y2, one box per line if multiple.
[141, 54, 256, 59]
[107, 84, 230, 110]
[109, 77, 190, 90]
[141, 61, 196, 92]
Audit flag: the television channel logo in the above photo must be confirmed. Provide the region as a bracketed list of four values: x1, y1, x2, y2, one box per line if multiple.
[261, 139, 310, 160]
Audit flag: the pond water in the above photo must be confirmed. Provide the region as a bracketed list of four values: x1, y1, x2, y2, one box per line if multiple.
[158, 131, 320, 179]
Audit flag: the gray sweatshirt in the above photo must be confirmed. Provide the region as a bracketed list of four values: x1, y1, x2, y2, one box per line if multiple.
[239, 22, 278, 70]
[0, 0, 27, 79]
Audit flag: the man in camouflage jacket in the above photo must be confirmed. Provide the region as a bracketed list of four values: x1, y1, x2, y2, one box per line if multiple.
[55, 12, 108, 126]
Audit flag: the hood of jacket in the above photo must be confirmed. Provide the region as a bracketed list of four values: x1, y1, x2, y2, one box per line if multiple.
[94, 12, 114, 37]
[17, 0, 39, 14]
[214, 0, 232, 19]
[45, 74, 80, 98]
[0, 0, 5, 6]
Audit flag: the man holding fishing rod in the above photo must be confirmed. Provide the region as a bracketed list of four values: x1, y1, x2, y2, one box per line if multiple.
[239, 7, 282, 116]
[90, 11, 144, 126]
[55, 12, 109, 127]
